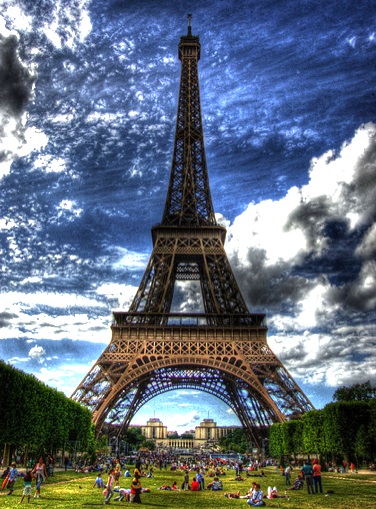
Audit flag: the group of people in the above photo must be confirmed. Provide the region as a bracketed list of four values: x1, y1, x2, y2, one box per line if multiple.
[224, 481, 270, 506]
[101, 461, 144, 505]
[1, 453, 326, 504]
[1, 456, 48, 503]
[299, 459, 323, 494]
[221, 458, 324, 506]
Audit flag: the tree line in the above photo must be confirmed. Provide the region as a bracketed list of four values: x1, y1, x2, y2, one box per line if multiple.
[0, 361, 95, 465]
[268, 382, 376, 465]
[218, 382, 376, 464]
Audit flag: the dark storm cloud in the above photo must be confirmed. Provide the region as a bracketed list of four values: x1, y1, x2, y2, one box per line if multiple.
[231, 247, 316, 311]
[0, 35, 36, 117]
[0, 311, 18, 328]
[285, 196, 332, 251]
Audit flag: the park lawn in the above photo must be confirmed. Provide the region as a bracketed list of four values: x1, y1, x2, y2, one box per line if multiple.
[0, 467, 375, 509]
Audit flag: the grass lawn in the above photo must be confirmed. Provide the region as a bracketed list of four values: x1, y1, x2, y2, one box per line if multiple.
[1, 466, 375, 508]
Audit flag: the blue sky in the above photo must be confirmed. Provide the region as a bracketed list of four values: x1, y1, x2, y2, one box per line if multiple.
[0, 0, 375, 433]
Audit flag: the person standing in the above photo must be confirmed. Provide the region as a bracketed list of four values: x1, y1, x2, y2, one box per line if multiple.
[134, 461, 142, 479]
[32, 456, 48, 499]
[182, 470, 189, 490]
[64, 456, 69, 471]
[103, 468, 115, 505]
[196, 469, 204, 490]
[114, 459, 121, 483]
[300, 460, 314, 494]
[6, 461, 18, 495]
[312, 459, 323, 494]
[19, 470, 35, 503]
[284, 465, 291, 485]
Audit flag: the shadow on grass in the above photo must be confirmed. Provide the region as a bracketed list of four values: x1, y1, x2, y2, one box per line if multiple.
[41, 496, 67, 501]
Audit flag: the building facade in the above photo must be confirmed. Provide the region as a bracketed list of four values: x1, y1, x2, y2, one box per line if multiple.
[137, 417, 240, 451]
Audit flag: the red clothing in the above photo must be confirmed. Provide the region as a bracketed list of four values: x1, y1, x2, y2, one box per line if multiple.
[313, 464, 321, 476]
[191, 480, 199, 491]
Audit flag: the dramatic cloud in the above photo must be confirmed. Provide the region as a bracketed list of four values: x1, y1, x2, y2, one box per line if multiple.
[0, 0, 92, 178]
[0, 33, 38, 177]
[0, 34, 35, 116]
[226, 122, 376, 316]
[222, 123, 376, 391]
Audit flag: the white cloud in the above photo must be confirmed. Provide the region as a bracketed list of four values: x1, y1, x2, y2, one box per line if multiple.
[96, 283, 137, 310]
[0, 291, 111, 343]
[112, 248, 150, 270]
[29, 345, 46, 362]
[1, 5, 33, 34]
[35, 363, 95, 395]
[34, 154, 66, 173]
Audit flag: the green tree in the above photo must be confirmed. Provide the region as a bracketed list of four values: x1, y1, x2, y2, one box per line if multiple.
[333, 381, 376, 402]
[269, 423, 283, 459]
[0, 361, 94, 460]
[181, 433, 194, 439]
[354, 424, 371, 466]
[302, 409, 327, 456]
[323, 401, 370, 462]
[122, 427, 147, 451]
[219, 428, 247, 453]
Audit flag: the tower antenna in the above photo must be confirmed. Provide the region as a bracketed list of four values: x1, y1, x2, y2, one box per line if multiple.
[187, 13, 192, 36]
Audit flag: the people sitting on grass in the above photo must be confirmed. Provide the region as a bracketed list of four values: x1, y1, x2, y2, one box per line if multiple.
[235, 474, 246, 481]
[224, 490, 240, 498]
[247, 483, 266, 506]
[158, 481, 179, 491]
[93, 472, 104, 489]
[287, 473, 304, 490]
[191, 476, 200, 491]
[206, 477, 223, 490]
[248, 469, 266, 478]
[129, 478, 142, 503]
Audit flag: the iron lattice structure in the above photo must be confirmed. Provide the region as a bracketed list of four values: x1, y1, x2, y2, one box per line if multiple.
[72, 17, 314, 447]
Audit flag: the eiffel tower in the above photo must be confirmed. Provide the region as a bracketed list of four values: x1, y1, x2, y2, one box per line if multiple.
[72, 16, 314, 446]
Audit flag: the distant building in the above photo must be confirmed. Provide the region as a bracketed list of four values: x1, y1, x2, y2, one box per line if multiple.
[141, 417, 167, 440]
[136, 417, 240, 451]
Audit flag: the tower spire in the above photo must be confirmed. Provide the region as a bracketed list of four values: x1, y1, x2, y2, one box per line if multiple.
[187, 13, 192, 36]
[162, 15, 213, 227]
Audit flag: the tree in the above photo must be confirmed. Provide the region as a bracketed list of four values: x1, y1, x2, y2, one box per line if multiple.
[180, 433, 194, 439]
[122, 427, 147, 451]
[333, 381, 376, 402]
[269, 423, 283, 459]
[0, 361, 94, 463]
[302, 410, 327, 456]
[219, 428, 247, 453]
[323, 401, 370, 462]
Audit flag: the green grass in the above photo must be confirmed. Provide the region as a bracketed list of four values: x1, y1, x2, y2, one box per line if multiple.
[1, 467, 375, 508]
